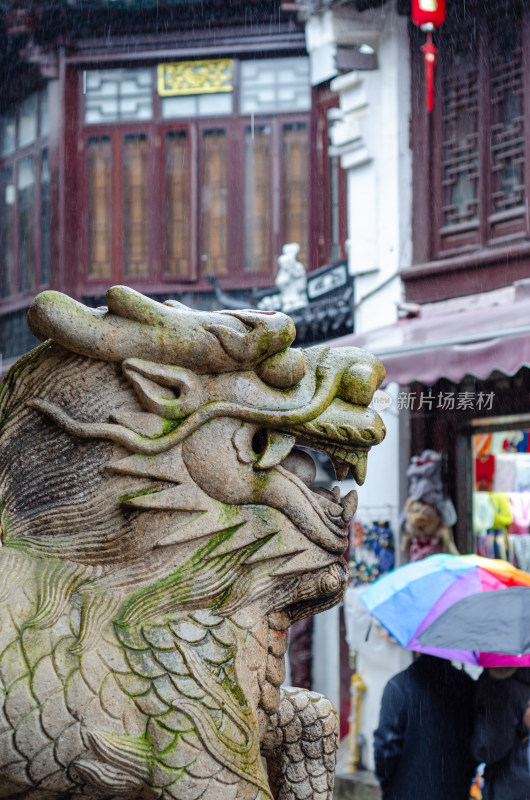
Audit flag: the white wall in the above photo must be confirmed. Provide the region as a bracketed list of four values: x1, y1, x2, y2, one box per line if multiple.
[352, 7, 412, 334]
[351, 384, 411, 772]
[305, 0, 413, 770]
[312, 605, 341, 713]
[313, 2, 412, 335]
[344, 587, 412, 771]
[356, 381, 401, 535]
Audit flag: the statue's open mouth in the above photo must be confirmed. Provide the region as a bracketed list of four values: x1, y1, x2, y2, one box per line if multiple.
[291, 435, 369, 484]
[245, 434, 357, 563]
[245, 397, 385, 554]
[276, 447, 358, 541]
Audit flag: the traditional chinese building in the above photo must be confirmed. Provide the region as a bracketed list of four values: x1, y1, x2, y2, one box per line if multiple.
[403, 0, 530, 553]
[301, 0, 530, 786]
[0, 0, 349, 370]
[342, 0, 530, 551]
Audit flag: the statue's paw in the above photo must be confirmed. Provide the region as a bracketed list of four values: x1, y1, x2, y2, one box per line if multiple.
[262, 687, 339, 800]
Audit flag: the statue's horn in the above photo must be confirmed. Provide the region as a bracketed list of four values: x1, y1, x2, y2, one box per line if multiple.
[27, 287, 296, 374]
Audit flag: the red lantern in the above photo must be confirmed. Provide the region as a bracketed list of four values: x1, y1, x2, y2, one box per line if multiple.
[412, 0, 446, 30]
[411, 0, 447, 113]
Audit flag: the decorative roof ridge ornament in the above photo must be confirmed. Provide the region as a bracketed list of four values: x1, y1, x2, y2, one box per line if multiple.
[258, 242, 308, 315]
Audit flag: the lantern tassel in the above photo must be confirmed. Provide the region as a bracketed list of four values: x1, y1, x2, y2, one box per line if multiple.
[421, 32, 437, 113]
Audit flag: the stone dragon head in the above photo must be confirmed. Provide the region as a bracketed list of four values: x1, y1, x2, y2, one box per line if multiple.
[0, 287, 386, 639]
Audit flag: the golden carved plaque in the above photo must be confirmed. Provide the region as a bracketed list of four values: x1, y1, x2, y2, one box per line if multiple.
[157, 59, 234, 96]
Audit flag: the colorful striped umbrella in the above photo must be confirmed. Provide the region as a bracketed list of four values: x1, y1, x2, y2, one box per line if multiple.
[360, 553, 530, 667]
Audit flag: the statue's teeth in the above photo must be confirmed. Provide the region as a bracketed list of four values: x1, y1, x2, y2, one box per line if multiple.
[327, 449, 368, 484]
[330, 457, 349, 481]
[289, 435, 369, 485]
[350, 452, 367, 485]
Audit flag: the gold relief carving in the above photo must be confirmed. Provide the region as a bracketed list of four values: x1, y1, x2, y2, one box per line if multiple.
[157, 59, 234, 96]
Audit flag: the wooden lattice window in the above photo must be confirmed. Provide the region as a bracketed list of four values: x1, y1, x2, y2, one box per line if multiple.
[165, 131, 190, 277]
[244, 124, 271, 274]
[41, 149, 50, 286]
[0, 166, 15, 298]
[87, 136, 113, 280]
[17, 155, 36, 293]
[441, 28, 479, 232]
[281, 122, 309, 268]
[489, 14, 525, 227]
[200, 128, 228, 276]
[414, 1, 530, 261]
[123, 134, 149, 277]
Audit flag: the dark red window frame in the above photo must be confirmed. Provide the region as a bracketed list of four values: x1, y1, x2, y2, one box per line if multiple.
[315, 87, 347, 266]
[78, 63, 317, 293]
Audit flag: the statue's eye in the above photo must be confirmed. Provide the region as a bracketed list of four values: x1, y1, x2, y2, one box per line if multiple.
[233, 425, 296, 468]
[253, 429, 296, 469]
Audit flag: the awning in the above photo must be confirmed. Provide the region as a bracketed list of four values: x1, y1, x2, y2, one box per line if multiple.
[330, 297, 530, 386]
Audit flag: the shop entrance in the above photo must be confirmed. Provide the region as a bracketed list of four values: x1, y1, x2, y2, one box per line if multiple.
[471, 414, 530, 572]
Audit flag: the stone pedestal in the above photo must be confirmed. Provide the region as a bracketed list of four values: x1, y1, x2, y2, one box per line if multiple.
[334, 771, 381, 800]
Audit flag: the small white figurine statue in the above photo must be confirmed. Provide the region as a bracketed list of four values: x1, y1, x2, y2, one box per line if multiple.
[258, 242, 308, 313]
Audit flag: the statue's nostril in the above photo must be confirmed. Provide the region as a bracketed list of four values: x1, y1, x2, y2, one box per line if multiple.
[252, 428, 269, 455]
[362, 423, 386, 444]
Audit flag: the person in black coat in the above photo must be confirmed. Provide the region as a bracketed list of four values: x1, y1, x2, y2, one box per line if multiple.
[472, 666, 530, 800]
[373, 654, 476, 800]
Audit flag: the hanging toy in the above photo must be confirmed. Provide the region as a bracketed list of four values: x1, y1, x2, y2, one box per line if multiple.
[411, 0, 446, 112]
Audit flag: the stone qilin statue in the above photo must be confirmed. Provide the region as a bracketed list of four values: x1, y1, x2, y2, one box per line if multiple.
[0, 287, 385, 800]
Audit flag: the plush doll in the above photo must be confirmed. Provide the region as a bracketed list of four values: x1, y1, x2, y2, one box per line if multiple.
[400, 450, 459, 562]
[402, 497, 459, 561]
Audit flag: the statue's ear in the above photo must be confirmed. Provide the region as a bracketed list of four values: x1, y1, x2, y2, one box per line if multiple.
[121, 359, 204, 419]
